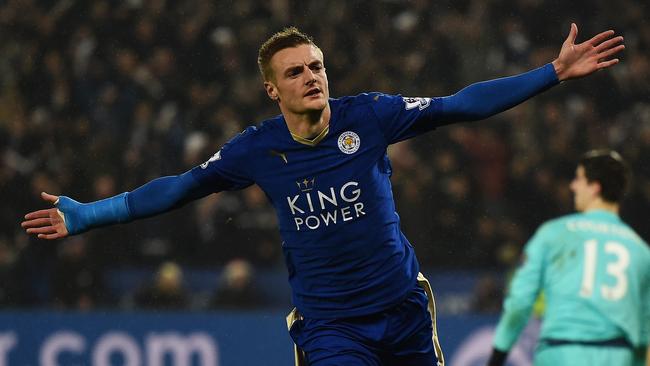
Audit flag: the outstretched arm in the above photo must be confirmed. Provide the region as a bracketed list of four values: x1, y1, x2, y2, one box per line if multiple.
[439, 23, 624, 124]
[21, 171, 214, 239]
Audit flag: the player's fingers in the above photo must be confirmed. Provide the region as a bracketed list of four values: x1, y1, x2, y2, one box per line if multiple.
[24, 209, 55, 220]
[598, 44, 625, 59]
[41, 192, 60, 205]
[586, 29, 615, 47]
[37, 232, 65, 240]
[595, 36, 624, 53]
[21, 217, 52, 228]
[26, 226, 58, 235]
[565, 23, 578, 45]
[597, 58, 620, 69]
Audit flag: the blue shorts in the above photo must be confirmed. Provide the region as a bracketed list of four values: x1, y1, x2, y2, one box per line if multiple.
[288, 277, 442, 366]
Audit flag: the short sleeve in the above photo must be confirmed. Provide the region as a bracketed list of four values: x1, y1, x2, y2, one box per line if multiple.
[190, 127, 256, 192]
[369, 93, 443, 144]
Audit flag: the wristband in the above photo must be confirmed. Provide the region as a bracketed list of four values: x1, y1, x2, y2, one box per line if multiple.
[57, 193, 131, 235]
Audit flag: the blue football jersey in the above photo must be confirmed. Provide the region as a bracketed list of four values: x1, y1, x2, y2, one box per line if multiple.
[191, 93, 445, 318]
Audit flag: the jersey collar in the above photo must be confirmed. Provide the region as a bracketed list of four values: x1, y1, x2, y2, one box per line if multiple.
[284, 98, 339, 147]
[584, 209, 620, 221]
[290, 125, 330, 146]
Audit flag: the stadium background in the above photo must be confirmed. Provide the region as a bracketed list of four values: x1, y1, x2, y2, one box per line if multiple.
[0, 0, 648, 365]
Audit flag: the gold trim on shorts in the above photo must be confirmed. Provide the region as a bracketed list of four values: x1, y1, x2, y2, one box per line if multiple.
[286, 308, 307, 366]
[417, 272, 445, 366]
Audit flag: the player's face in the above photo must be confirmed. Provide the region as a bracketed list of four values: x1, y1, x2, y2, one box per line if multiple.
[570, 165, 599, 211]
[265, 44, 329, 115]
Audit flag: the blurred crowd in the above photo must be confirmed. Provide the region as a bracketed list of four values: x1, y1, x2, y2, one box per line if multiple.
[0, 0, 648, 310]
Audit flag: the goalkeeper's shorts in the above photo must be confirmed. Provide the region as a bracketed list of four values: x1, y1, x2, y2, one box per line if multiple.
[286, 272, 444, 366]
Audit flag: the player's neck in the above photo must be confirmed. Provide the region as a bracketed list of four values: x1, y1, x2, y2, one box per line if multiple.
[583, 198, 619, 215]
[283, 105, 331, 139]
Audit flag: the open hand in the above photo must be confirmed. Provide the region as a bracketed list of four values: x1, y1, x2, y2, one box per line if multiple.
[552, 23, 625, 81]
[21, 192, 69, 240]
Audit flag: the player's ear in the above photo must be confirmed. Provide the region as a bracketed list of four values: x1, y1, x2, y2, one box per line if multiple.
[264, 81, 279, 101]
[591, 181, 602, 198]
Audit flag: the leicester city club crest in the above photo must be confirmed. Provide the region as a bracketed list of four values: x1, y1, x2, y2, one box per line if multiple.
[338, 131, 360, 154]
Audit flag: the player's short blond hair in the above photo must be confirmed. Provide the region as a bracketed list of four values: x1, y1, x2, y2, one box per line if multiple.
[257, 27, 318, 82]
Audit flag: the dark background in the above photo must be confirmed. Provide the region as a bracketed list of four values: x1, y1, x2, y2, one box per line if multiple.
[0, 0, 648, 312]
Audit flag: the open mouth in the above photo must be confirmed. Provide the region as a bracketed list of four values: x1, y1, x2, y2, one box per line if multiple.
[304, 88, 321, 97]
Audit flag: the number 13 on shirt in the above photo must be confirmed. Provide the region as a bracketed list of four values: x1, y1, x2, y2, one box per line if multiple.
[580, 239, 630, 301]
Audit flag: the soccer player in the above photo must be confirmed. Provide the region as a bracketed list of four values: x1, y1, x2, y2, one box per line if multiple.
[487, 150, 650, 366]
[23, 24, 624, 366]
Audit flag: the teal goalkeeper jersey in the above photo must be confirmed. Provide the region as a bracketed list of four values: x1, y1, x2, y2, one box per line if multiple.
[493, 210, 650, 351]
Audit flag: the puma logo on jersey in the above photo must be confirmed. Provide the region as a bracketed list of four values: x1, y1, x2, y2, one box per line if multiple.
[270, 150, 288, 163]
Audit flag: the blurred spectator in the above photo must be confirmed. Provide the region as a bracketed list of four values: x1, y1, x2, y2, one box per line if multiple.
[50, 236, 107, 310]
[0, 240, 27, 307]
[470, 274, 504, 314]
[134, 261, 190, 310]
[209, 259, 261, 310]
